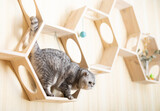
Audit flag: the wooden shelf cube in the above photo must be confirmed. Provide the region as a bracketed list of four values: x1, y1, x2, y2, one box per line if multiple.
[0, 0, 82, 102]
[106, 0, 141, 53]
[1, 0, 158, 103]
[63, 6, 119, 73]
[123, 36, 160, 84]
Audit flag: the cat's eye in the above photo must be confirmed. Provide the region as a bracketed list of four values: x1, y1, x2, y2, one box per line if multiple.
[88, 81, 92, 84]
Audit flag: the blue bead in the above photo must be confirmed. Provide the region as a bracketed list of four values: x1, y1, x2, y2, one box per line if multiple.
[80, 31, 86, 38]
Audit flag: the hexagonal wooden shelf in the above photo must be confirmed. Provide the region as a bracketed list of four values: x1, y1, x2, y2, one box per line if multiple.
[123, 36, 160, 84]
[99, 0, 141, 54]
[99, 0, 160, 84]
[0, 0, 81, 102]
[116, 0, 141, 53]
[1, 0, 159, 103]
[63, 6, 119, 73]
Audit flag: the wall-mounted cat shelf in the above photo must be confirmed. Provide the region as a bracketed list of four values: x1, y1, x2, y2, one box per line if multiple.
[114, 0, 160, 84]
[0, 0, 83, 102]
[64, 6, 119, 73]
[114, 0, 159, 84]
[98, 0, 160, 84]
[124, 36, 160, 84]
[96, 0, 141, 54]
[99, 0, 141, 55]
[1, 0, 160, 103]
[114, 0, 141, 53]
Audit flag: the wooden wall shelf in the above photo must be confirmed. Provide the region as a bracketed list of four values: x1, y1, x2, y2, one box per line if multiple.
[115, 0, 141, 52]
[99, 0, 141, 53]
[1, 0, 159, 103]
[123, 36, 160, 84]
[64, 6, 119, 73]
[0, 0, 83, 102]
[110, 0, 160, 84]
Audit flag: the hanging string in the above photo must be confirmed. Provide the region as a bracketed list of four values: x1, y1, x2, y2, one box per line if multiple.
[79, 0, 88, 38]
[82, 18, 84, 32]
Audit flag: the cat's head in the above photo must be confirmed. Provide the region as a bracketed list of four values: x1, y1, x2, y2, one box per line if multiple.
[78, 69, 95, 90]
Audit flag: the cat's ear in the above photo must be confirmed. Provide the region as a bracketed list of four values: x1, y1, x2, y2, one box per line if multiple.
[82, 71, 88, 76]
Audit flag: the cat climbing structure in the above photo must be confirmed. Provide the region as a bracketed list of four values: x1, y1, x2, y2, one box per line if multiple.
[63, 6, 119, 73]
[0, 0, 160, 103]
[124, 36, 160, 84]
[111, 0, 160, 83]
[0, 0, 81, 102]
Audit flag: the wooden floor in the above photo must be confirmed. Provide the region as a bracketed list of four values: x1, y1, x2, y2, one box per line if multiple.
[0, 0, 160, 111]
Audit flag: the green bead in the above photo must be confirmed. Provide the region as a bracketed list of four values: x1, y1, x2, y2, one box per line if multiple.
[80, 31, 86, 38]
[150, 74, 154, 78]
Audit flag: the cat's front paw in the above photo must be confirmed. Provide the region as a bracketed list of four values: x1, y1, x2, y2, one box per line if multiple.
[46, 93, 54, 97]
[67, 95, 74, 100]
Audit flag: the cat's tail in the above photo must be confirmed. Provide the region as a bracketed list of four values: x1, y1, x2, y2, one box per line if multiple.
[31, 41, 40, 54]
[24, 16, 41, 53]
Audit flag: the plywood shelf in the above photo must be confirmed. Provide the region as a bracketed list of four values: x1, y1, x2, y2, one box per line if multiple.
[89, 64, 112, 73]
[116, 1, 141, 52]
[124, 36, 160, 84]
[10, 55, 81, 102]
[115, 0, 132, 10]
[64, 6, 119, 73]
[0, 50, 26, 61]
[41, 24, 75, 37]
[0, 0, 82, 102]
[108, 0, 160, 84]
[119, 48, 137, 57]
[1, 0, 158, 103]
[99, 0, 141, 53]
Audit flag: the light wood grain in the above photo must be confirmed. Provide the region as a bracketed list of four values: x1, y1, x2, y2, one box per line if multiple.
[64, 6, 87, 30]
[99, 0, 116, 14]
[119, 48, 137, 57]
[94, 17, 118, 48]
[115, 0, 131, 10]
[42, 24, 75, 37]
[60, 34, 88, 68]
[0, 50, 25, 61]
[94, 17, 119, 71]
[120, 6, 140, 36]
[11, 57, 46, 101]
[124, 55, 146, 81]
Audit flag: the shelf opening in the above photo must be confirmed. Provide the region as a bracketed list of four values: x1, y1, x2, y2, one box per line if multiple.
[66, 38, 82, 63]
[18, 65, 37, 93]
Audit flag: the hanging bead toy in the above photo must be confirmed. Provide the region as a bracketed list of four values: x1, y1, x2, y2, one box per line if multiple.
[79, 19, 86, 38]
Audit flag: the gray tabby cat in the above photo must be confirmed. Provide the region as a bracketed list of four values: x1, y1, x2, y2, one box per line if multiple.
[28, 16, 95, 99]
